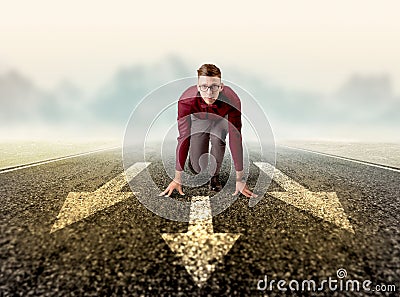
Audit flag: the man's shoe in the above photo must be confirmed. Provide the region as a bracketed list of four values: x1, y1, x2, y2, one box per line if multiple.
[209, 175, 222, 192]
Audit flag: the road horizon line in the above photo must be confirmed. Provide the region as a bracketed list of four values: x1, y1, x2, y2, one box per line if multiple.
[0, 146, 121, 174]
[1, 144, 399, 174]
[282, 145, 400, 173]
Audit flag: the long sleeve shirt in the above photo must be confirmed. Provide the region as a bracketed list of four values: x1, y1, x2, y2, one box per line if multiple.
[175, 85, 243, 172]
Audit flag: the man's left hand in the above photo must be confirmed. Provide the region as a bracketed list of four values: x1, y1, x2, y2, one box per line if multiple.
[232, 181, 258, 198]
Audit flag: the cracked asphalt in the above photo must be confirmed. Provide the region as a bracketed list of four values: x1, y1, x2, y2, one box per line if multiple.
[0, 146, 399, 296]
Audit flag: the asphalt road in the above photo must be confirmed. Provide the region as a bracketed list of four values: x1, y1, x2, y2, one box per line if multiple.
[0, 147, 399, 296]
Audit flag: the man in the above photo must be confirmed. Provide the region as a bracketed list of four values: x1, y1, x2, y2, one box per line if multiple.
[159, 64, 256, 198]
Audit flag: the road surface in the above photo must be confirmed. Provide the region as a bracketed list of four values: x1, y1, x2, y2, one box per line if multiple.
[0, 146, 399, 296]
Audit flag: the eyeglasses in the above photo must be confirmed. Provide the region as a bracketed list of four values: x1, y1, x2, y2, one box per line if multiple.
[199, 84, 221, 92]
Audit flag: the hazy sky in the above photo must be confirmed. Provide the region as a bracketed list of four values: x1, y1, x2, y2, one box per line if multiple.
[1, 0, 399, 94]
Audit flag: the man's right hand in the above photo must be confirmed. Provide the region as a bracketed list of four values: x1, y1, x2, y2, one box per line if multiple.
[159, 180, 185, 197]
[159, 170, 185, 197]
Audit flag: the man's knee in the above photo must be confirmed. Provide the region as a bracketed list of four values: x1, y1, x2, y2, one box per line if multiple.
[187, 156, 200, 174]
[188, 153, 209, 174]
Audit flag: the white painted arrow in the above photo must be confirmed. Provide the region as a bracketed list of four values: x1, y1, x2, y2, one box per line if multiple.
[50, 162, 150, 233]
[162, 196, 241, 287]
[254, 162, 354, 233]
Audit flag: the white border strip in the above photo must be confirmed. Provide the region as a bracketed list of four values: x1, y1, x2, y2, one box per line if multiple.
[0, 146, 121, 174]
[282, 145, 400, 174]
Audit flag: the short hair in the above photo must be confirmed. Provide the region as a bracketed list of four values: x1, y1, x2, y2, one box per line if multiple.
[197, 64, 221, 78]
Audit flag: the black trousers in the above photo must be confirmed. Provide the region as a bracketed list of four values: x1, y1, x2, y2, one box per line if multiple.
[188, 114, 228, 176]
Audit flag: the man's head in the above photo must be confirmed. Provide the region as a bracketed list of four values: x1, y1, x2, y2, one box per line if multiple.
[197, 64, 224, 105]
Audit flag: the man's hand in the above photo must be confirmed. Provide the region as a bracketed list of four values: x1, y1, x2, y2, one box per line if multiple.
[232, 181, 258, 198]
[159, 180, 184, 197]
[159, 170, 185, 197]
[232, 170, 258, 198]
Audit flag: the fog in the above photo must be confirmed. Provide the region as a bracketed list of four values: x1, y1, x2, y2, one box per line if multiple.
[1, 56, 399, 143]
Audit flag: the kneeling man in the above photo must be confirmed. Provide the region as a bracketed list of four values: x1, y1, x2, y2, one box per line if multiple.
[160, 63, 256, 198]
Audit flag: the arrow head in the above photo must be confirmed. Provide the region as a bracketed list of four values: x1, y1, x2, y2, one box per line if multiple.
[269, 191, 354, 233]
[162, 232, 240, 286]
[51, 191, 133, 233]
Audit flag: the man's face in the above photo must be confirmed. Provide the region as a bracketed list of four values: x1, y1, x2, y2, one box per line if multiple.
[197, 76, 224, 105]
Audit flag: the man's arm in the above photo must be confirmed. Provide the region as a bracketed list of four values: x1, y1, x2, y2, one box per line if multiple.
[175, 114, 191, 171]
[223, 86, 257, 198]
[223, 86, 243, 172]
[159, 86, 197, 197]
[159, 101, 190, 196]
[175, 87, 197, 171]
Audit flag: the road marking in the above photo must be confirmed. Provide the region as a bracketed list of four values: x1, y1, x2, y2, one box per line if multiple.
[282, 145, 400, 174]
[162, 196, 241, 287]
[50, 162, 150, 233]
[0, 146, 120, 174]
[254, 162, 354, 233]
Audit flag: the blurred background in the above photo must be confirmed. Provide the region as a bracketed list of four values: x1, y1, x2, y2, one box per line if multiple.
[1, 0, 399, 167]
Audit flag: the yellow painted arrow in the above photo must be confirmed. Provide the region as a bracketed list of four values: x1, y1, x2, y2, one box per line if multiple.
[162, 196, 241, 287]
[254, 162, 354, 233]
[51, 162, 150, 233]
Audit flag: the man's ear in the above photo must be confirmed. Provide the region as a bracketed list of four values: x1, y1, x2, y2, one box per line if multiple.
[220, 82, 224, 91]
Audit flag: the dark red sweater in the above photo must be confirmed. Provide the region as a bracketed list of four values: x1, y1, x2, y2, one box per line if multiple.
[175, 85, 243, 171]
